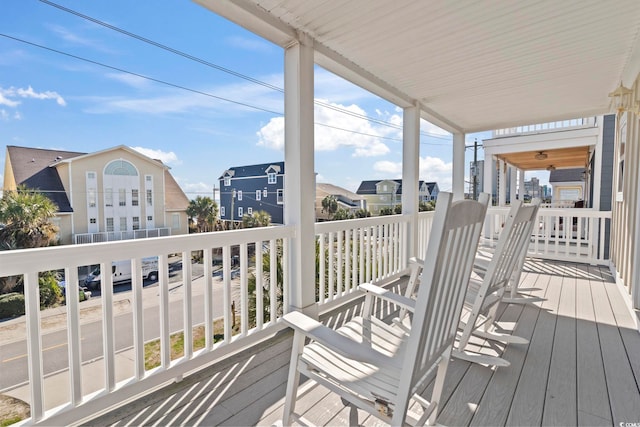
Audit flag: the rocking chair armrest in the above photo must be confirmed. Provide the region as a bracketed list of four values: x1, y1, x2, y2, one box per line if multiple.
[358, 282, 416, 313]
[282, 311, 397, 368]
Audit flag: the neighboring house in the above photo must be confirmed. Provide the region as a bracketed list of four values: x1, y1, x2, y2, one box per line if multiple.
[219, 162, 284, 224]
[315, 183, 366, 221]
[2, 145, 190, 245]
[356, 179, 437, 215]
[549, 168, 586, 206]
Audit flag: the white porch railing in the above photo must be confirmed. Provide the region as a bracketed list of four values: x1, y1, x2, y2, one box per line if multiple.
[483, 206, 611, 265]
[0, 207, 610, 425]
[493, 116, 597, 137]
[314, 214, 409, 308]
[74, 228, 171, 244]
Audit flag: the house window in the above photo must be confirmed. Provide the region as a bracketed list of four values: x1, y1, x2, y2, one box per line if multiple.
[106, 217, 114, 232]
[87, 172, 96, 179]
[120, 217, 127, 231]
[132, 216, 140, 230]
[238, 207, 243, 217]
[88, 188, 97, 208]
[268, 172, 276, 184]
[172, 213, 180, 229]
[277, 189, 284, 204]
[256, 190, 261, 201]
[89, 218, 97, 224]
[146, 175, 152, 182]
[147, 216, 153, 222]
[263, 189, 268, 198]
[220, 206, 225, 217]
[248, 207, 253, 215]
[224, 177, 231, 186]
[119, 188, 126, 206]
[132, 189, 139, 206]
[237, 190, 243, 201]
[105, 188, 113, 207]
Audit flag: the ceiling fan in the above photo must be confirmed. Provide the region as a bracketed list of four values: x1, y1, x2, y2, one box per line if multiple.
[535, 151, 548, 160]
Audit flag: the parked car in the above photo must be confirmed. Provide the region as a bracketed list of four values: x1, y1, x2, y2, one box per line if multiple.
[58, 280, 92, 302]
[83, 257, 159, 290]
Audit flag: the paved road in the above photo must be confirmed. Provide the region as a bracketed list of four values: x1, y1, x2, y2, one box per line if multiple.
[0, 265, 237, 392]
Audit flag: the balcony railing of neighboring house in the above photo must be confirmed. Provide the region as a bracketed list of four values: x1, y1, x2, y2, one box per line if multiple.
[493, 116, 597, 137]
[74, 228, 171, 244]
[0, 206, 609, 426]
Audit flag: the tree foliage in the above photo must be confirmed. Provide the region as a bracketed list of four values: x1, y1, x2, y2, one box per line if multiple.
[419, 200, 436, 211]
[321, 195, 338, 219]
[355, 209, 371, 218]
[332, 208, 354, 221]
[186, 196, 218, 233]
[0, 186, 59, 250]
[242, 210, 272, 228]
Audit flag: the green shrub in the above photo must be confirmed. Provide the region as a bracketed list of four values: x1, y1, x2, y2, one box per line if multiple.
[0, 293, 25, 319]
[38, 272, 62, 309]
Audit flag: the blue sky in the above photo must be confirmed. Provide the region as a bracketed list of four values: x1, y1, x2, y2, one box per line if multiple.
[1, 0, 545, 200]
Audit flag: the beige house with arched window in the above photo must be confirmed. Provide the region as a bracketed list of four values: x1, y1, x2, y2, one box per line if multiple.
[3, 145, 189, 245]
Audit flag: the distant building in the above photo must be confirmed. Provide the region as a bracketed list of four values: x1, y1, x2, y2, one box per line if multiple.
[2, 145, 190, 245]
[524, 177, 542, 199]
[315, 183, 366, 221]
[218, 162, 285, 224]
[549, 168, 585, 205]
[355, 179, 438, 215]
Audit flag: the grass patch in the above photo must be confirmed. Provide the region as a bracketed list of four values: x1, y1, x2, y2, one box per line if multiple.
[144, 318, 236, 370]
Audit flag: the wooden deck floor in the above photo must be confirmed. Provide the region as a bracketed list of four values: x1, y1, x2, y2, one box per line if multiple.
[86, 259, 640, 426]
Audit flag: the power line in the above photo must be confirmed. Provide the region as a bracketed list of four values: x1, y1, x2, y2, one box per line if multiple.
[38, 0, 453, 142]
[0, 33, 283, 116]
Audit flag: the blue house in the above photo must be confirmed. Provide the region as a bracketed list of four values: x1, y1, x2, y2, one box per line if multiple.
[219, 162, 285, 224]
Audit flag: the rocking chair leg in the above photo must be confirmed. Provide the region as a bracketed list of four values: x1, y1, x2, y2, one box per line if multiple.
[282, 333, 304, 426]
[428, 348, 451, 425]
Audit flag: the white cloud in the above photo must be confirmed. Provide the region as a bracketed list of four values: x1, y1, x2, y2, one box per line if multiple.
[130, 146, 181, 165]
[0, 86, 66, 120]
[373, 156, 453, 191]
[85, 75, 283, 117]
[15, 86, 66, 106]
[0, 93, 20, 107]
[257, 99, 396, 157]
[257, 116, 285, 150]
[225, 36, 274, 53]
[105, 73, 150, 89]
[180, 181, 215, 200]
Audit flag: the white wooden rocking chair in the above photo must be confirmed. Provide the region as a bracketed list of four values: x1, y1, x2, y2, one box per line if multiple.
[400, 198, 541, 367]
[280, 192, 489, 426]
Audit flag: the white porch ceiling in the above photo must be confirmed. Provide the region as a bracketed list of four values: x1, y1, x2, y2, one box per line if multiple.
[197, 0, 640, 134]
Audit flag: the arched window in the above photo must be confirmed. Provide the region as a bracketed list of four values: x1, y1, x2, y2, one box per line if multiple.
[105, 159, 138, 176]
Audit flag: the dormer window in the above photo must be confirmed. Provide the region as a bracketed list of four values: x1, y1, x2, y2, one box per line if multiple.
[224, 177, 231, 187]
[268, 172, 277, 184]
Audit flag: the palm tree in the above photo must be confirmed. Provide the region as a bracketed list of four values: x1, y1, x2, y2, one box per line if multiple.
[321, 195, 338, 219]
[242, 210, 272, 228]
[0, 186, 58, 250]
[186, 196, 218, 233]
[0, 186, 59, 294]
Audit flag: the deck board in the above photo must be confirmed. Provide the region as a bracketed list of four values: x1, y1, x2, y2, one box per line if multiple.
[83, 261, 640, 427]
[575, 264, 613, 426]
[543, 267, 577, 426]
[505, 266, 560, 426]
[590, 268, 640, 425]
[469, 268, 549, 426]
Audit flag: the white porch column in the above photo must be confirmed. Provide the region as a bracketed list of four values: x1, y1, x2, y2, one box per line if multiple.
[484, 155, 495, 205]
[284, 34, 316, 316]
[452, 132, 465, 200]
[498, 159, 507, 206]
[402, 103, 420, 259]
[509, 165, 517, 204]
[518, 169, 526, 201]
